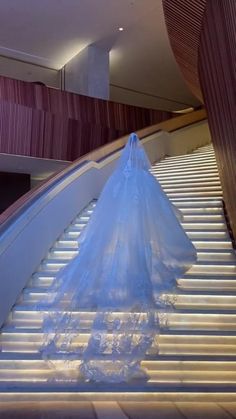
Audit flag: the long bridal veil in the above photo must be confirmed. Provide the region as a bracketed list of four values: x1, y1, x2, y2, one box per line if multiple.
[38, 133, 197, 383]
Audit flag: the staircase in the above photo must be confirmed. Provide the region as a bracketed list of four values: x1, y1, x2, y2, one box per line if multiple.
[1, 144, 236, 403]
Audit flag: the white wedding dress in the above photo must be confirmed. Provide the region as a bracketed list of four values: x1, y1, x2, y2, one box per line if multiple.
[38, 133, 197, 383]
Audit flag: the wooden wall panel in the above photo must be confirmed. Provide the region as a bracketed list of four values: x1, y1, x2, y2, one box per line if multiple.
[162, 0, 236, 238]
[162, 0, 206, 102]
[0, 76, 173, 161]
[198, 0, 236, 237]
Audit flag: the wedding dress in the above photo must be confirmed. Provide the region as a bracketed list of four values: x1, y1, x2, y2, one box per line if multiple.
[38, 133, 197, 383]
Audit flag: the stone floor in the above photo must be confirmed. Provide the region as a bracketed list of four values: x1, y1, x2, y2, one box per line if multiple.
[1, 401, 236, 418]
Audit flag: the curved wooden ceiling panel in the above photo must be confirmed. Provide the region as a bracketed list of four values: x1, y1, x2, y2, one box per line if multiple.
[162, 0, 206, 102]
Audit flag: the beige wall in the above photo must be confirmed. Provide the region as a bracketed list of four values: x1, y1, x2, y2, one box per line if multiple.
[165, 120, 211, 156]
[0, 55, 60, 88]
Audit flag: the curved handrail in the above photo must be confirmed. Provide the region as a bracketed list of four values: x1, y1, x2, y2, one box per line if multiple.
[0, 108, 206, 233]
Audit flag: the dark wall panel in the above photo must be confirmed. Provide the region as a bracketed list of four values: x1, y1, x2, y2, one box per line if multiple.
[0, 172, 30, 213]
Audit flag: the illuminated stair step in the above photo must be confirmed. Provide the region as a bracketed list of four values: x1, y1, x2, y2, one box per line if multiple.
[47, 248, 235, 262]
[152, 168, 219, 176]
[0, 390, 236, 403]
[3, 369, 236, 384]
[182, 215, 225, 221]
[165, 154, 216, 164]
[155, 160, 217, 169]
[155, 176, 219, 184]
[151, 173, 220, 181]
[159, 180, 221, 187]
[163, 186, 222, 193]
[0, 359, 234, 374]
[166, 192, 222, 198]
[171, 199, 223, 207]
[10, 309, 236, 330]
[3, 332, 236, 357]
[20, 289, 236, 309]
[65, 225, 86, 233]
[158, 152, 215, 159]
[77, 215, 90, 223]
[62, 231, 82, 239]
[187, 265, 236, 276]
[154, 163, 218, 171]
[39, 258, 235, 273]
[181, 222, 226, 230]
[29, 261, 236, 287]
[178, 278, 236, 291]
[192, 240, 232, 249]
[164, 153, 215, 161]
[7, 315, 236, 330]
[4, 332, 236, 344]
[157, 153, 215, 159]
[39, 250, 236, 273]
[31, 271, 236, 290]
[48, 249, 78, 259]
[156, 165, 218, 174]
[55, 239, 79, 249]
[181, 209, 224, 216]
[186, 231, 229, 239]
[30, 265, 234, 289]
[55, 236, 232, 251]
[170, 198, 223, 204]
[47, 246, 233, 258]
[162, 185, 222, 194]
[156, 166, 218, 175]
[181, 271, 236, 280]
[196, 250, 235, 261]
[39, 261, 66, 272]
[167, 294, 236, 309]
[46, 251, 236, 265]
[1, 381, 236, 391]
[163, 155, 216, 163]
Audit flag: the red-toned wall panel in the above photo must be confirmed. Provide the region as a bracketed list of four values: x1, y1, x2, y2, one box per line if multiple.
[0, 76, 173, 161]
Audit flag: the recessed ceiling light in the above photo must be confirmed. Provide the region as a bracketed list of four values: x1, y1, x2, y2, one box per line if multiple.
[118, 27, 124, 31]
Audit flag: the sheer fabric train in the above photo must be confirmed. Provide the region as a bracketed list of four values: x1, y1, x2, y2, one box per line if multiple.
[38, 133, 197, 383]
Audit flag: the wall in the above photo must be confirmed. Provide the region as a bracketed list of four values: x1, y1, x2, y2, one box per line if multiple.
[165, 120, 211, 156]
[109, 84, 189, 112]
[0, 75, 173, 161]
[0, 55, 60, 88]
[198, 0, 236, 237]
[162, 0, 206, 102]
[162, 0, 236, 238]
[0, 172, 30, 213]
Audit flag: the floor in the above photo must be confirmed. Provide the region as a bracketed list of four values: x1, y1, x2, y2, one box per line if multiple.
[1, 401, 236, 418]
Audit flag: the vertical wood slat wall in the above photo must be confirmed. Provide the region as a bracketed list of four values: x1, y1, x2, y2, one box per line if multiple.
[0, 76, 173, 161]
[162, 0, 236, 238]
[198, 0, 236, 236]
[162, 0, 206, 102]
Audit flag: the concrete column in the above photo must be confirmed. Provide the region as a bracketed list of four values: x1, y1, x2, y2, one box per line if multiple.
[64, 45, 109, 100]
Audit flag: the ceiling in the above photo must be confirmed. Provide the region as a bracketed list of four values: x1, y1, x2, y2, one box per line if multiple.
[0, 0, 200, 111]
